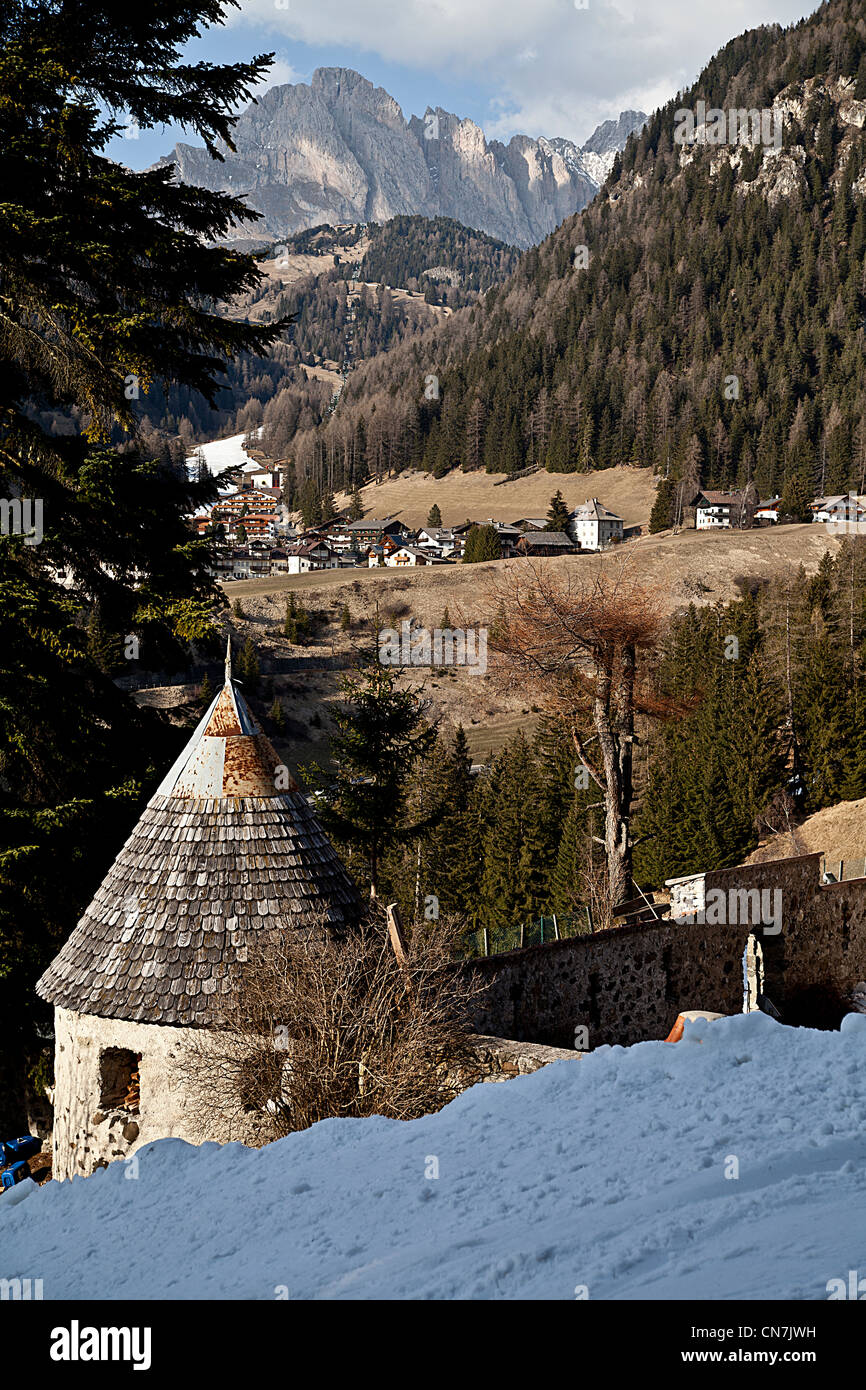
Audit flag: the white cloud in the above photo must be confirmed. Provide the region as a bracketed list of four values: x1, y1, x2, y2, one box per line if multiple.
[238, 0, 816, 143]
[255, 57, 306, 92]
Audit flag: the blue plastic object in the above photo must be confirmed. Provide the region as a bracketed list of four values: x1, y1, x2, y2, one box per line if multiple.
[0, 1135, 40, 1166]
[0, 1161, 31, 1192]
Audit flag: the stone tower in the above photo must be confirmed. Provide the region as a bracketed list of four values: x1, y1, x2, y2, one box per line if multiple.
[37, 643, 359, 1179]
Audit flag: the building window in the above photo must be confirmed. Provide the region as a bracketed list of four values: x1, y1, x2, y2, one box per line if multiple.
[99, 1048, 141, 1112]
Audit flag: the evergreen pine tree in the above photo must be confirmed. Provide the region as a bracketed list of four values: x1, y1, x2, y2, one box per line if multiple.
[238, 638, 260, 692]
[545, 490, 570, 532]
[649, 478, 676, 533]
[284, 593, 311, 644]
[284, 593, 298, 643]
[550, 804, 586, 918]
[0, 0, 286, 1124]
[198, 671, 215, 708]
[797, 631, 849, 808]
[312, 663, 438, 895]
[463, 524, 501, 563]
[478, 735, 547, 939]
[425, 725, 483, 927]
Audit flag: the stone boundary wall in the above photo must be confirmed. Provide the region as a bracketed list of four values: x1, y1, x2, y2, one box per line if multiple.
[438, 1035, 582, 1098]
[470, 853, 866, 1049]
[464, 1035, 583, 1080]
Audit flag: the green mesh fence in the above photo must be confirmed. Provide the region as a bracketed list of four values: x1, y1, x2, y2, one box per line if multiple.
[464, 911, 593, 959]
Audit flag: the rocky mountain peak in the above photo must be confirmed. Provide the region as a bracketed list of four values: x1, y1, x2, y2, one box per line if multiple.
[160, 67, 644, 247]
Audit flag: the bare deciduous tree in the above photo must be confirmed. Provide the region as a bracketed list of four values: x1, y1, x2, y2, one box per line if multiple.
[755, 788, 805, 859]
[177, 908, 488, 1142]
[483, 559, 677, 908]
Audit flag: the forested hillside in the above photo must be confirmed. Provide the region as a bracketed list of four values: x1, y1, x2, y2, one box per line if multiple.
[361, 537, 866, 922]
[291, 0, 866, 505]
[130, 217, 519, 461]
[357, 217, 520, 301]
[636, 537, 866, 886]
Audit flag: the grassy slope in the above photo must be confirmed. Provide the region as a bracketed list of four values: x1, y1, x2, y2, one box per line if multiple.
[223, 522, 844, 771]
[332, 463, 658, 529]
[747, 798, 866, 879]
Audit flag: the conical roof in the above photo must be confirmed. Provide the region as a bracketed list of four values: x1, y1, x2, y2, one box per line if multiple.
[37, 643, 360, 1026]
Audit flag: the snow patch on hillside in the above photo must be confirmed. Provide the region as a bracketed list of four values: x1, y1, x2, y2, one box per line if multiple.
[186, 433, 261, 479]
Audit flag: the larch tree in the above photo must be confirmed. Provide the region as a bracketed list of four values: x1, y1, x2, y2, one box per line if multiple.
[484, 561, 677, 907]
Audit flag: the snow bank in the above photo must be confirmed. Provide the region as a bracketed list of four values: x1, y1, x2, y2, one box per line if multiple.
[186, 433, 261, 479]
[5, 1013, 866, 1300]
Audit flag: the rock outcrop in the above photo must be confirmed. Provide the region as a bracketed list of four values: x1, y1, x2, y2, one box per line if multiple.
[159, 67, 645, 247]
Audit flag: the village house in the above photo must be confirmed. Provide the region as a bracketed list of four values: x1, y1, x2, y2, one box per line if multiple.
[335, 517, 410, 550]
[213, 546, 296, 581]
[810, 493, 866, 526]
[491, 522, 523, 556]
[367, 535, 401, 567]
[567, 499, 624, 550]
[36, 644, 361, 1180]
[324, 523, 357, 554]
[386, 545, 435, 567]
[755, 496, 781, 524]
[204, 486, 290, 545]
[437, 523, 473, 560]
[213, 548, 242, 581]
[213, 487, 280, 521]
[692, 489, 755, 530]
[515, 531, 578, 557]
[242, 543, 273, 580]
[241, 464, 283, 491]
[228, 513, 278, 544]
[286, 539, 339, 573]
[415, 526, 458, 557]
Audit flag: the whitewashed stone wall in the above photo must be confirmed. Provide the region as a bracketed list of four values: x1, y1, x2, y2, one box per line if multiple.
[52, 1010, 583, 1182]
[52, 1007, 263, 1181]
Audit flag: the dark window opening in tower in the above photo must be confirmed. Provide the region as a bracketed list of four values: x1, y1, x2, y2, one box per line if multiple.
[99, 1049, 141, 1112]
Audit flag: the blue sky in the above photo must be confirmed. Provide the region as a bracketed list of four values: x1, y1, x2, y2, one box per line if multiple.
[111, 0, 818, 170]
[109, 21, 500, 168]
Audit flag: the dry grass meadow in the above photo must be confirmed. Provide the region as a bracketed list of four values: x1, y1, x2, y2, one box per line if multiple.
[332, 463, 658, 529]
[219, 516, 845, 775]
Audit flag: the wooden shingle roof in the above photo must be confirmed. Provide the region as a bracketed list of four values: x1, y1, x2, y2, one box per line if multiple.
[36, 643, 360, 1027]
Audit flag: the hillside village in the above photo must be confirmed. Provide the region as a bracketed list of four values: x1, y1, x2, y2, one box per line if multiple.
[9, 0, 866, 1329]
[192, 438, 866, 581]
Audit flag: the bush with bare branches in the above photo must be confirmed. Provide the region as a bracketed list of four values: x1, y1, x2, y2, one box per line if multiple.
[177, 908, 488, 1143]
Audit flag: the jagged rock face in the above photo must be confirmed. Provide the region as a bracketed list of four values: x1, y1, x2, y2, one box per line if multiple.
[544, 111, 646, 188]
[582, 109, 647, 157]
[161, 67, 645, 247]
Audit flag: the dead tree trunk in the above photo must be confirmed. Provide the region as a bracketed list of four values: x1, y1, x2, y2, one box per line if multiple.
[573, 648, 635, 907]
[485, 565, 673, 916]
